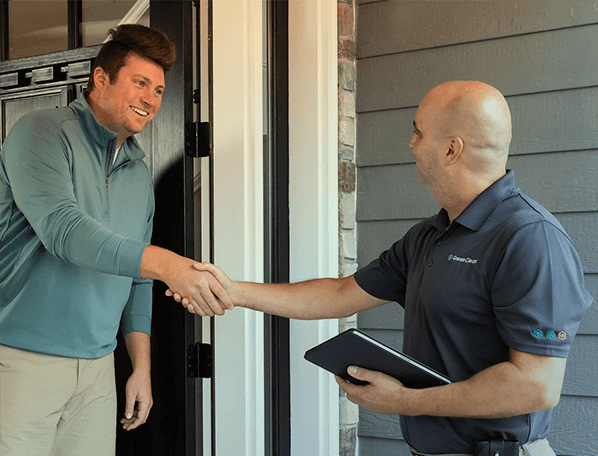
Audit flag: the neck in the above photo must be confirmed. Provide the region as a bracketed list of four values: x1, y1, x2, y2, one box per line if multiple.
[86, 91, 127, 148]
[439, 169, 506, 222]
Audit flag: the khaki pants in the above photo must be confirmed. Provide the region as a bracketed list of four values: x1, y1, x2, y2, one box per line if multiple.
[0, 344, 117, 456]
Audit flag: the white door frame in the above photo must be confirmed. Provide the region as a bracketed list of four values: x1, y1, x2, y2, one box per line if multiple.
[288, 0, 339, 455]
[205, 1, 338, 454]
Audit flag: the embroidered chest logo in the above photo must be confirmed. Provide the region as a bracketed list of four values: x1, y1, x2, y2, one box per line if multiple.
[447, 254, 479, 264]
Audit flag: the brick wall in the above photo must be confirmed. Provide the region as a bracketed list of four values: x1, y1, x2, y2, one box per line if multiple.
[338, 0, 358, 455]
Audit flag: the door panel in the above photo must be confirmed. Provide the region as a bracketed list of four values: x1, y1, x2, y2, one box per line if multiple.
[1, 87, 70, 141]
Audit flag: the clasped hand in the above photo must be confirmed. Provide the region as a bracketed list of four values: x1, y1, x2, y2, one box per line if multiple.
[165, 262, 233, 316]
[336, 366, 410, 415]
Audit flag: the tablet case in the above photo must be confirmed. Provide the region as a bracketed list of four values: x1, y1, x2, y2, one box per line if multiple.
[304, 328, 452, 388]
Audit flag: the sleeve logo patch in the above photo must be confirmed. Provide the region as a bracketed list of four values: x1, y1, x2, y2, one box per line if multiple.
[532, 329, 567, 341]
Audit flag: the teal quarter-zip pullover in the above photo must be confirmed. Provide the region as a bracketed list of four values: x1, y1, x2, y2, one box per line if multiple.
[0, 94, 154, 358]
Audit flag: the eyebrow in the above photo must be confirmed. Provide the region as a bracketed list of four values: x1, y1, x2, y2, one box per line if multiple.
[413, 120, 422, 137]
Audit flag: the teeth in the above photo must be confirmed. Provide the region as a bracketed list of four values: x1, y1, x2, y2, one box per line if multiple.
[131, 106, 149, 116]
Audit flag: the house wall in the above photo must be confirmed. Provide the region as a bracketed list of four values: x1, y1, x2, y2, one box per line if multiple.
[355, 1, 598, 455]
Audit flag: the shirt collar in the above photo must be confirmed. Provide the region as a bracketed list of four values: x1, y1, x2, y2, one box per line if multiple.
[68, 94, 145, 162]
[451, 169, 519, 231]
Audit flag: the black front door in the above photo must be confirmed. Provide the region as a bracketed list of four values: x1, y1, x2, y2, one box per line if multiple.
[115, 1, 202, 455]
[0, 2, 204, 455]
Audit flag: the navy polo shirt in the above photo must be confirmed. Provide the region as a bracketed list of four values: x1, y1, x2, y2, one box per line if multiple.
[354, 170, 593, 453]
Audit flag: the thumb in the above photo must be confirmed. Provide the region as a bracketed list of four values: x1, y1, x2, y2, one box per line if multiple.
[192, 262, 234, 296]
[348, 365, 374, 381]
[193, 262, 226, 281]
[192, 261, 213, 271]
[125, 389, 137, 419]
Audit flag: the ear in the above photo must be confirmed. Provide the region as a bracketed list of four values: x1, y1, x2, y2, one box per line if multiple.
[93, 66, 109, 91]
[444, 136, 464, 165]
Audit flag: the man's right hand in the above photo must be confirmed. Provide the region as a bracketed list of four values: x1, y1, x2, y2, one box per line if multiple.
[166, 262, 235, 315]
[141, 245, 233, 316]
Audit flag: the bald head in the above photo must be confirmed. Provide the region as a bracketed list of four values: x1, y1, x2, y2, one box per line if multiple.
[410, 81, 513, 219]
[418, 81, 512, 173]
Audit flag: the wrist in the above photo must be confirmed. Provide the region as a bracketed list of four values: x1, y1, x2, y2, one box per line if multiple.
[399, 386, 423, 417]
[124, 331, 151, 375]
[232, 281, 256, 309]
[131, 364, 151, 375]
[140, 245, 178, 283]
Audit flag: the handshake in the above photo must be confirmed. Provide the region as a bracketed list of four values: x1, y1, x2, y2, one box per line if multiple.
[164, 261, 233, 316]
[142, 245, 235, 316]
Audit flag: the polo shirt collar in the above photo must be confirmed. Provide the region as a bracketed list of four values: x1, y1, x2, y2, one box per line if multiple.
[451, 170, 518, 232]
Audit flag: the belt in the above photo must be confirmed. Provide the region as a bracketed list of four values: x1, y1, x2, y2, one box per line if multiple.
[412, 453, 470, 456]
[411, 438, 554, 456]
[411, 454, 470, 456]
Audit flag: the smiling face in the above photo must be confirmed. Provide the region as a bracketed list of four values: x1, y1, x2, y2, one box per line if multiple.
[92, 53, 165, 146]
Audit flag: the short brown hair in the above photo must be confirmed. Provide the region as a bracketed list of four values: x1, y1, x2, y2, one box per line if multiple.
[86, 24, 176, 93]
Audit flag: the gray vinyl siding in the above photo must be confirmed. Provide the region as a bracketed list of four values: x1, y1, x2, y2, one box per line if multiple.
[355, 1, 598, 455]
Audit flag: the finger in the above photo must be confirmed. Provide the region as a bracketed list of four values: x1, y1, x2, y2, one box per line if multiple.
[166, 289, 184, 304]
[202, 296, 225, 316]
[188, 297, 214, 317]
[192, 264, 234, 311]
[336, 376, 364, 396]
[336, 375, 349, 392]
[187, 300, 209, 316]
[196, 281, 226, 315]
[121, 414, 137, 430]
[345, 394, 362, 407]
[127, 399, 151, 430]
[208, 281, 234, 311]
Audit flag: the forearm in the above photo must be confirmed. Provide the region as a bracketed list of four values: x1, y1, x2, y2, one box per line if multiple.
[232, 276, 385, 320]
[140, 245, 180, 283]
[403, 355, 566, 419]
[124, 331, 151, 374]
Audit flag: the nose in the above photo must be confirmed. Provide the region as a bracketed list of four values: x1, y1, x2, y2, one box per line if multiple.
[140, 88, 153, 107]
[409, 135, 416, 149]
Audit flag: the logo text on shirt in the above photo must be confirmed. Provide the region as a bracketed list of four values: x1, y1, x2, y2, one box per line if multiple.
[447, 254, 478, 264]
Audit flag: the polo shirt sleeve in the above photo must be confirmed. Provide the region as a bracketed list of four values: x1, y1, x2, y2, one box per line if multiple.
[491, 220, 593, 357]
[121, 186, 155, 336]
[354, 235, 409, 305]
[3, 112, 146, 279]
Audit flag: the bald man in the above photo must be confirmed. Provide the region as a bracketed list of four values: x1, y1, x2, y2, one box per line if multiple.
[174, 81, 592, 455]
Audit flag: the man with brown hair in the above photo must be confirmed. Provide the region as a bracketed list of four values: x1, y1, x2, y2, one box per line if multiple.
[0, 25, 231, 456]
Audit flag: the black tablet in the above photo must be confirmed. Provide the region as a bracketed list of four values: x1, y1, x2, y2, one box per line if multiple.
[304, 328, 452, 388]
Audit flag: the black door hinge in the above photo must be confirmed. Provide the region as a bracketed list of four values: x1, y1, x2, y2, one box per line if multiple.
[185, 121, 210, 158]
[187, 342, 213, 378]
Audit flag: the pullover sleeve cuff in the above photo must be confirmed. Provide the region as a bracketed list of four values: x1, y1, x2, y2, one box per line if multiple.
[122, 314, 152, 336]
[118, 239, 148, 279]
